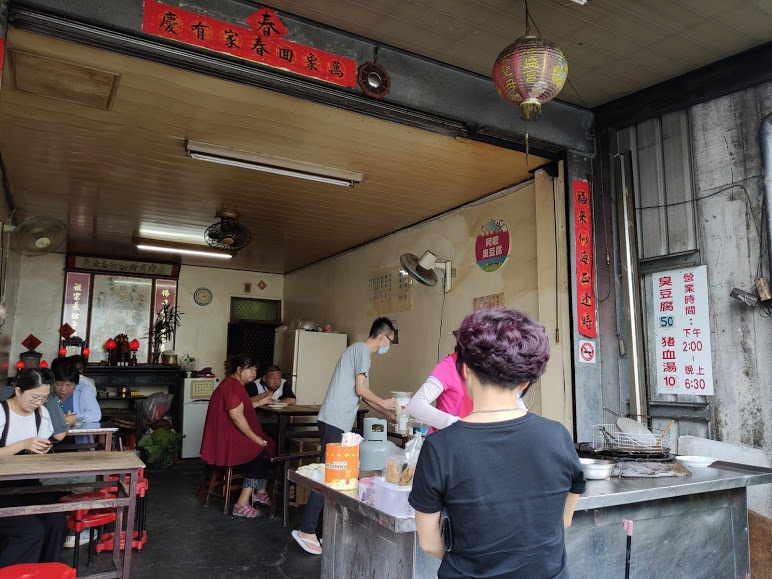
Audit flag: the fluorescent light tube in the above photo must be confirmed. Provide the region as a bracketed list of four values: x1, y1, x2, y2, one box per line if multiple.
[135, 244, 232, 259]
[185, 140, 363, 187]
[567, 0, 588, 4]
[133, 237, 233, 259]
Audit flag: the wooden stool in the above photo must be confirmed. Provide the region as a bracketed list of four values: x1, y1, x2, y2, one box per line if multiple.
[198, 463, 244, 514]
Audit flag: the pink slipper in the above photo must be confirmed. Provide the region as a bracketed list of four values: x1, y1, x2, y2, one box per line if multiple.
[253, 491, 271, 506]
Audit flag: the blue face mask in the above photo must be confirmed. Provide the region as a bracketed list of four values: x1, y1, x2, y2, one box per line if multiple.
[377, 344, 390, 355]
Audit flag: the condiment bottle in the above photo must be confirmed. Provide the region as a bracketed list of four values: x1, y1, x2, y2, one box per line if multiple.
[397, 404, 409, 434]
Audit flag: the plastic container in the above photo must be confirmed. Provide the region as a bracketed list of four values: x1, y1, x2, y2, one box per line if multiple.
[391, 391, 413, 409]
[374, 476, 414, 518]
[358, 476, 377, 506]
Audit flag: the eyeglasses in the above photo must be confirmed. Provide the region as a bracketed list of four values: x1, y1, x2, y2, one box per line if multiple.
[23, 392, 49, 404]
[384, 334, 394, 344]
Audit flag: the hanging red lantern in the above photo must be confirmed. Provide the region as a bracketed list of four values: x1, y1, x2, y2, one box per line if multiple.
[58, 347, 67, 357]
[15, 360, 25, 370]
[105, 338, 117, 350]
[39, 360, 49, 368]
[130, 339, 140, 351]
[492, 35, 568, 121]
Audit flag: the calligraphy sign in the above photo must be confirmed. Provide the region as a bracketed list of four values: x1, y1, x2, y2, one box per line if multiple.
[154, 278, 177, 315]
[573, 179, 596, 338]
[653, 265, 714, 395]
[475, 219, 510, 272]
[62, 272, 91, 338]
[143, 1, 356, 88]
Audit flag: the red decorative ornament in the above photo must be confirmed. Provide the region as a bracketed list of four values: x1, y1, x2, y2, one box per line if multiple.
[59, 347, 67, 357]
[130, 339, 140, 351]
[39, 360, 49, 368]
[59, 324, 76, 339]
[15, 360, 25, 370]
[492, 35, 568, 121]
[105, 338, 117, 350]
[21, 334, 42, 351]
[83, 347, 91, 356]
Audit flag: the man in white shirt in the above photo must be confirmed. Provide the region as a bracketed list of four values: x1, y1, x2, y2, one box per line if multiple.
[247, 365, 296, 406]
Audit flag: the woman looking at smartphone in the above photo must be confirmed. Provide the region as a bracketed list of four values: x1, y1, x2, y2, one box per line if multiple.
[0, 367, 68, 567]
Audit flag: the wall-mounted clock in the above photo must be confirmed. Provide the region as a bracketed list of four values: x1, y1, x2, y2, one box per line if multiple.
[194, 287, 213, 306]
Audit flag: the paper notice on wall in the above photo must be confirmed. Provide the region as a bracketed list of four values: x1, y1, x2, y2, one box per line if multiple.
[368, 266, 412, 314]
[653, 265, 714, 395]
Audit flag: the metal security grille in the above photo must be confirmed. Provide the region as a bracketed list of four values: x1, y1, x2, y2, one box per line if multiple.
[230, 297, 281, 323]
[227, 322, 278, 373]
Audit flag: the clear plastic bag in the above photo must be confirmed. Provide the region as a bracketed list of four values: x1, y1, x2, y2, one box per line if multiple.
[400, 434, 423, 486]
[382, 434, 424, 486]
[143, 392, 174, 422]
[383, 445, 407, 484]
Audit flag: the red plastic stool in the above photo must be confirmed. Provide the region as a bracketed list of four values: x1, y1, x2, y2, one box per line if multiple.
[65, 508, 117, 570]
[0, 563, 76, 578]
[96, 472, 150, 552]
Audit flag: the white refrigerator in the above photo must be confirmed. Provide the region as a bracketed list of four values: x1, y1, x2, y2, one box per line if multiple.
[274, 330, 348, 405]
[180, 377, 219, 459]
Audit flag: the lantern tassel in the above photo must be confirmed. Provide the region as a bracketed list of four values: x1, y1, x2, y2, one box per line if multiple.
[520, 100, 542, 122]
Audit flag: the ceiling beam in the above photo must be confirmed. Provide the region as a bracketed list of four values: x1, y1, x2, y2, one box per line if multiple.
[595, 41, 772, 130]
[10, 0, 594, 157]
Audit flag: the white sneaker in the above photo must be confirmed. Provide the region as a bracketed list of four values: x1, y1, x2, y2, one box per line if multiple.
[63, 529, 91, 548]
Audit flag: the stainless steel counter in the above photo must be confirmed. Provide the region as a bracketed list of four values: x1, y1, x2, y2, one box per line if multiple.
[577, 460, 772, 510]
[291, 461, 772, 578]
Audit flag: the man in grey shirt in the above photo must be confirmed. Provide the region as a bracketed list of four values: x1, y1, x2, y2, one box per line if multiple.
[293, 317, 397, 555]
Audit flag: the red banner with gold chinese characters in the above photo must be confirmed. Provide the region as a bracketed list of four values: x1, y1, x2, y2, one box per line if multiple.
[0, 38, 5, 89]
[573, 179, 596, 338]
[142, 1, 356, 88]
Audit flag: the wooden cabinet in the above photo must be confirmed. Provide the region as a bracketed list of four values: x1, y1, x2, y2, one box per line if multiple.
[86, 364, 181, 445]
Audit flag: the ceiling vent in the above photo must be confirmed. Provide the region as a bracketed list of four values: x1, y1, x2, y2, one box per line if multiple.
[11, 50, 120, 110]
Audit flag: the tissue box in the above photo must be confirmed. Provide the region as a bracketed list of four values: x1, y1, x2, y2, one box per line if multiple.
[374, 477, 414, 518]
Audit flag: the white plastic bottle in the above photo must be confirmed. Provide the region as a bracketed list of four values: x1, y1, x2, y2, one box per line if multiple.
[397, 404, 409, 435]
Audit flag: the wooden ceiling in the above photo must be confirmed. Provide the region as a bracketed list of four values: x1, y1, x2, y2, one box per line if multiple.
[0, 28, 545, 273]
[264, 0, 772, 108]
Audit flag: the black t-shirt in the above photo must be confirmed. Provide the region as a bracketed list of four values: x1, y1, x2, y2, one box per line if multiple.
[408, 413, 586, 579]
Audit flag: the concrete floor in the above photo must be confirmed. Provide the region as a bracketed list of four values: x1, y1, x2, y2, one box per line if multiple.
[63, 459, 322, 578]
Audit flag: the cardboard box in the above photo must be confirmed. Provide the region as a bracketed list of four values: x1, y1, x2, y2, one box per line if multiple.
[288, 480, 312, 506]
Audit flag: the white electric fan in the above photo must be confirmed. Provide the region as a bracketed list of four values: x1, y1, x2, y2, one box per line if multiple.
[399, 250, 453, 292]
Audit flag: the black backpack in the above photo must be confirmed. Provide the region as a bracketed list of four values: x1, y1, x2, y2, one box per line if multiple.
[0, 399, 42, 448]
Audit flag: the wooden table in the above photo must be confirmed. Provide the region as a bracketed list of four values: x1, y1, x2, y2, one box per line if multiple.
[256, 405, 368, 525]
[0, 451, 145, 578]
[57, 422, 119, 452]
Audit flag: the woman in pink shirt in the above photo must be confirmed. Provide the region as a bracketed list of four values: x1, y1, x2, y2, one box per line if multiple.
[407, 352, 526, 433]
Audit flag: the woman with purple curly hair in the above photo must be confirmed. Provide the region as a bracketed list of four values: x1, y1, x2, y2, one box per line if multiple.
[409, 307, 586, 578]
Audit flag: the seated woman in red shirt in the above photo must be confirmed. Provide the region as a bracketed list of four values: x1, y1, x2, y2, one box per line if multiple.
[200, 354, 277, 518]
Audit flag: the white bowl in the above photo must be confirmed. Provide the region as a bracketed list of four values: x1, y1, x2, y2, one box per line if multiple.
[676, 456, 716, 468]
[266, 402, 288, 409]
[580, 458, 617, 480]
